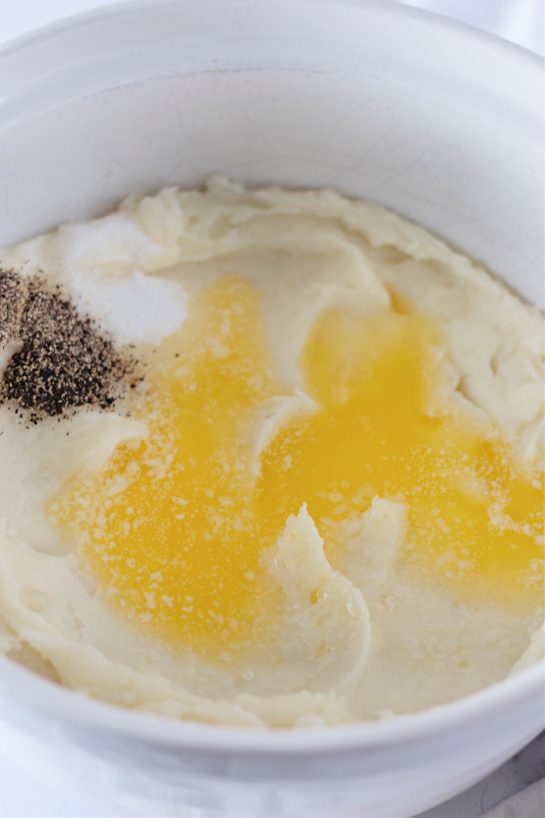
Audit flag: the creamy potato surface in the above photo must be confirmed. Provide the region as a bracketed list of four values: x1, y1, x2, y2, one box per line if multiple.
[0, 179, 542, 726]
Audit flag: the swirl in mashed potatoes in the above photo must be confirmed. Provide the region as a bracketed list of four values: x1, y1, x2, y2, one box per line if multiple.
[0, 178, 542, 727]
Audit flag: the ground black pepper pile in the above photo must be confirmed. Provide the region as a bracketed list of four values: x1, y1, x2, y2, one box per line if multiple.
[0, 268, 137, 424]
[0, 269, 26, 349]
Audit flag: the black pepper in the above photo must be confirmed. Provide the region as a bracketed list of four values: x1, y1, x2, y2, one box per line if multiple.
[0, 268, 138, 424]
[0, 269, 26, 348]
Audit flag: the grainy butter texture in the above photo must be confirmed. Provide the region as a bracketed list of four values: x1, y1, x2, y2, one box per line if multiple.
[0, 178, 543, 727]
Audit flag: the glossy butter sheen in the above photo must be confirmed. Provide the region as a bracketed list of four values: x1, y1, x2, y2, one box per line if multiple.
[51, 276, 543, 653]
[1, 179, 542, 725]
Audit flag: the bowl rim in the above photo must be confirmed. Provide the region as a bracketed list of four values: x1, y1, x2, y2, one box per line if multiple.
[0, 0, 543, 65]
[1, 653, 543, 753]
[0, 0, 543, 755]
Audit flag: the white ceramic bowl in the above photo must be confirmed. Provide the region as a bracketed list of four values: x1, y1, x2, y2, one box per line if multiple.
[0, 2, 543, 816]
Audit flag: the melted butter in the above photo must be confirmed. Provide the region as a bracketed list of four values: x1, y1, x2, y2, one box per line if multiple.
[260, 310, 544, 601]
[50, 276, 544, 653]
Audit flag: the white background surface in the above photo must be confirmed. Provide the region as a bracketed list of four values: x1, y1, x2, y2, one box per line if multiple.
[0, 1, 543, 816]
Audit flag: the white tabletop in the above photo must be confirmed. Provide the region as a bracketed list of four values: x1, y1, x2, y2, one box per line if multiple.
[0, 2, 543, 817]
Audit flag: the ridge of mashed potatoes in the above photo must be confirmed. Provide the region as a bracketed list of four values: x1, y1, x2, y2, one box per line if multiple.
[0, 178, 543, 727]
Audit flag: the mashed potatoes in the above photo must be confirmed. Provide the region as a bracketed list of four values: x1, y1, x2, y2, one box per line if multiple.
[0, 178, 543, 727]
